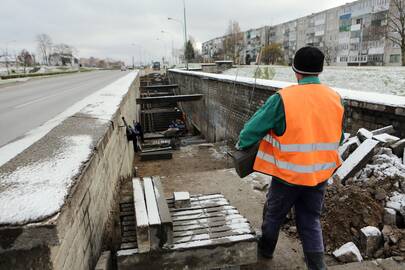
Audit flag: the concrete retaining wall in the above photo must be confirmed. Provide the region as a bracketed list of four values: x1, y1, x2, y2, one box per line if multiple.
[0, 72, 140, 270]
[168, 69, 405, 142]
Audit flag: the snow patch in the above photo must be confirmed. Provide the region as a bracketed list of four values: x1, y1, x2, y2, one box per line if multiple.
[0, 135, 93, 225]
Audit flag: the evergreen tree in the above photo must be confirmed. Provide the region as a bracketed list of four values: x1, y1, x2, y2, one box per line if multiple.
[185, 40, 195, 62]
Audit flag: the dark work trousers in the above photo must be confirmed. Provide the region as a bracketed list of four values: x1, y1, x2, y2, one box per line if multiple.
[260, 178, 327, 255]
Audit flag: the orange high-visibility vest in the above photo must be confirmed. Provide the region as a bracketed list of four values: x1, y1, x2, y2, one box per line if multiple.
[253, 84, 344, 186]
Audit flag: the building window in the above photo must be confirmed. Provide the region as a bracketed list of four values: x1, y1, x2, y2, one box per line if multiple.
[390, 54, 400, 63]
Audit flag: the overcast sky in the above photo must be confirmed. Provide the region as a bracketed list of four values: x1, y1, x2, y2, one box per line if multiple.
[1, 0, 356, 65]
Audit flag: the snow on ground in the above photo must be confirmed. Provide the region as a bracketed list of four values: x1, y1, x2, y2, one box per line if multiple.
[0, 135, 92, 225]
[170, 69, 405, 108]
[223, 65, 405, 96]
[0, 71, 138, 167]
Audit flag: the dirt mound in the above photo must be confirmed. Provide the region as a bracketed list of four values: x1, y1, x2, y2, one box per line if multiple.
[322, 184, 384, 252]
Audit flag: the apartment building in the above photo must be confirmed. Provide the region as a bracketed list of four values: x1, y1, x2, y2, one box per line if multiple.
[202, 36, 225, 62]
[241, 26, 268, 64]
[201, 0, 402, 66]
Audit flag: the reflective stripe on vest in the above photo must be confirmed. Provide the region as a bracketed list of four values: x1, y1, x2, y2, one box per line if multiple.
[263, 134, 340, 152]
[252, 83, 344, 186]
[256, 150, 337, 173]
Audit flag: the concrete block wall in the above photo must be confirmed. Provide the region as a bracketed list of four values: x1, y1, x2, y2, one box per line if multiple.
[51, 86, 138, 270]
[0, 74, 140, 270]
[169, 70, 405, 142]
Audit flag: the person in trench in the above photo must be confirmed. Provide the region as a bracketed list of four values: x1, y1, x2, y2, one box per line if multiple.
[237, 46, 345, 270]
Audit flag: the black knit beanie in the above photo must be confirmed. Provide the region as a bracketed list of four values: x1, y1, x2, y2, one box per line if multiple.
[292, 46, 324, 75]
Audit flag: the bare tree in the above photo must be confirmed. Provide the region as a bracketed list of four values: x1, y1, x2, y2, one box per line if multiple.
[322, 42, 338, 66]
[223, 20, 244, 63]
[36, 34, 52, 65]
[387, 0, 405, 65]
[17, 49, 33, 73]
[52, 43, 75, 55]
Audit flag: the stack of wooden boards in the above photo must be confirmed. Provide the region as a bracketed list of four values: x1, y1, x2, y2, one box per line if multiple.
[117, 176, 257, 270]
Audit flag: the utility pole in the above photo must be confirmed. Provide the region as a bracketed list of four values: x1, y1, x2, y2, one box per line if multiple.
[183, 0, 188, 70]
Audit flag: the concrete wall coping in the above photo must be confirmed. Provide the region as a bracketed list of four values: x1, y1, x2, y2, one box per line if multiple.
[0, 71, 139, 227]
[169, 69, 405, 109]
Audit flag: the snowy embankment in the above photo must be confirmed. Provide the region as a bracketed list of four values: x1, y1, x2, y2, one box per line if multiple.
[224, 65, 405, 96]
[0, 71, 138, 225]
[170, 69, 405, 108]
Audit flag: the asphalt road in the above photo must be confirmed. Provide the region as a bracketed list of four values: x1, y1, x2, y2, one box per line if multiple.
[0, 70, 130, 147]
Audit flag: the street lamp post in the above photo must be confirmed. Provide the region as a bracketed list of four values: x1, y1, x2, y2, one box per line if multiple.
[168, 0, 189, 69]
[183, 0, 188, 70]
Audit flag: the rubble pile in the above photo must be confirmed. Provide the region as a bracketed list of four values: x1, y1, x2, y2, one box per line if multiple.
[325, 126, 405, 261]
[280, 126, 405, 263]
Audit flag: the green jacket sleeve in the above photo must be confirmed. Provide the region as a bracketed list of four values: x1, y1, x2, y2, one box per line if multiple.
[238, 94, 285, 149]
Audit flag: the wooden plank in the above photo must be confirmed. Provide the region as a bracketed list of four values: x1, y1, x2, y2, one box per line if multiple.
[117, 238, 257, 270]
[136, 94, 203, 104]
[140, 151, 173, 161]
[152, 176, 173, 246]
[172, 214, 245, 226]
[174, 192, 191, 208]
[171, 205, 236, 217]
[172, 234, 256, 250]
[173, 228, 254, 244]
[143, 177, 161, 250]
[171, 209, 240, 222]
[141, 147, 172, 153]
[167, 193, 224, 203]
[122, 236, 137, 243]
[169, 199, 230, 212]
[143, 133, 165, 140]
[173, 218, 248, 232]
[120, 242, 137, 250]
[132, 178, 150, 253]
[173, 223, 251, 238]
[143, 84, 179, 90]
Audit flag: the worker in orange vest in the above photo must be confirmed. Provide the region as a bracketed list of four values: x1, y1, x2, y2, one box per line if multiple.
[237, 46, 344, 270]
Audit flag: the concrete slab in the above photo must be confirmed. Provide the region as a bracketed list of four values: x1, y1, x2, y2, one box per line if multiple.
[334, 139, 380, 183]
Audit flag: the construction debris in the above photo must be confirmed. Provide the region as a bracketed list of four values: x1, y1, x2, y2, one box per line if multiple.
[384, 208, 397, 226]
[360, 226, 382, 257]
[173, 191, 191, 208]
[275, 126, 405, 260]
[333, 242, 363, 263]
[357, 128, 374, 142]
[334, 138, 380, 183]
[390, 139, 405, 158]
